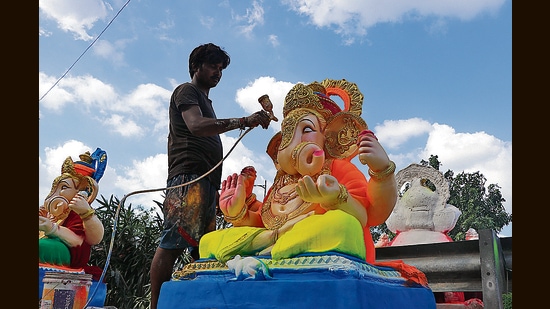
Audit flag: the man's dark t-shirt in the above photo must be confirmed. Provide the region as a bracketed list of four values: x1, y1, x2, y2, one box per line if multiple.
[167, 82, 223, 189]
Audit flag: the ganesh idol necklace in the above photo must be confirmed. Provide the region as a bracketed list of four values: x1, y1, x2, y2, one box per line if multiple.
[261, 159, 332, 230]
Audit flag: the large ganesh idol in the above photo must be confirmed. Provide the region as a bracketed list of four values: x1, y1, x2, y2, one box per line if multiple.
[199, 79, 397, 264]
[158, 80, 435, 309]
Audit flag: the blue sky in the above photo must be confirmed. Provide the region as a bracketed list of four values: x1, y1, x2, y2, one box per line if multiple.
[39, 0, 512, 237]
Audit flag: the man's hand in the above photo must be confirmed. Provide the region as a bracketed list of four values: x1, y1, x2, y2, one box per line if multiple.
[244, 110, 271, 129]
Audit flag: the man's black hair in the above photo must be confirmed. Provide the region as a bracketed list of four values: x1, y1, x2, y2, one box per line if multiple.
[188, 43, 231, 79]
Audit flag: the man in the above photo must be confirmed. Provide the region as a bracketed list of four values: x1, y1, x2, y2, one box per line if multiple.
[150, 43, 271, 309]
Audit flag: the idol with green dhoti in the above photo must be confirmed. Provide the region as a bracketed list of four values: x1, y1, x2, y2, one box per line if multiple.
[199, 79, 398, 265]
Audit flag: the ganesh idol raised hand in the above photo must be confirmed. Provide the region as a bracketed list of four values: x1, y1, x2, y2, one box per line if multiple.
[355, 128, 398, 228]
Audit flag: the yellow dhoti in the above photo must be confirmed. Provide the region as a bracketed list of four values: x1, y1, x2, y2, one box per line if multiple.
[199, 210, 366, 263]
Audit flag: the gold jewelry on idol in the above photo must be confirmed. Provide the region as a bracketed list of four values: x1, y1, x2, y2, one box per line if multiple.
[323, 184, 349, 209]
[79, 208, 96, 221]
[368, 160, 396, 181]
[224, 203, 248, 224]
[261, 160, 332, 230]
[245, 193, 257, 207]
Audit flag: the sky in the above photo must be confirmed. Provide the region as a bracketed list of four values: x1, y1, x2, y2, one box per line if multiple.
[39, 0, 512, 237]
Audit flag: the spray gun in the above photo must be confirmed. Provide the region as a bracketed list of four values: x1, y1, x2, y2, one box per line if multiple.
[258, 94, 279, 122]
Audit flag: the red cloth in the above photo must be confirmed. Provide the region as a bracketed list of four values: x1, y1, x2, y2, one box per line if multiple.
[374, 260, 429, 287]
[465, 298, 484, 309]
[62, 211, 92, 269]
[83, 265, 104, 282]
[74, 163, 95, 177]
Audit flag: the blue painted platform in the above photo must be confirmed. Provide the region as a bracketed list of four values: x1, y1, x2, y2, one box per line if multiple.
[158, 253, 436, 309]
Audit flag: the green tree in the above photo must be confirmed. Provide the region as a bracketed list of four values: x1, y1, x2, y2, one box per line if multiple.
[424, 155, 512, 240]
[421, 154, 441, 171]
[503, 292, 512, 309]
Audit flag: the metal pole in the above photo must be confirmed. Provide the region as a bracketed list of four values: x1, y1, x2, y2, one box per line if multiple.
[254, 180, 267, 199]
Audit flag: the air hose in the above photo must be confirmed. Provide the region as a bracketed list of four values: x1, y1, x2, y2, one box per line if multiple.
[85, 126, 255, 307]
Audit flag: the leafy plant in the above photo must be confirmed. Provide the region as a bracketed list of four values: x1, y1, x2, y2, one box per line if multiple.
[502, 292, 512, 309]
[89, 194, 218, 308]
[89, 195, 165, 309]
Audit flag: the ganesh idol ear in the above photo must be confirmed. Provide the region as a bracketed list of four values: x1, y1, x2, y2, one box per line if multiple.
[266, 131, 282, 166]
[324, 112, 367, 161]
[318, 78, 368, 160]
[85, 177, 99, 204]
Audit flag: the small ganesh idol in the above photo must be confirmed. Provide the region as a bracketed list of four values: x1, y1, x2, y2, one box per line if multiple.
[39, 148, 107, 270]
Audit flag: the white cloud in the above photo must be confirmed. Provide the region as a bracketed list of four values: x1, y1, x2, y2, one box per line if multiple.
[120, 83, 171, 127]
[373, 118, 433, 149]
[39, 72, 118, 112]
[39, 0, 111, 41]
[158, 13, 176, 30]
[283, 0, 506, 40]
[366, 118, 512, 231]
[39, 72, 75, 111]
[68, 76, 119, 108]
[39, 72, 171, 139]
[268, 34, 280, 47]
[199, 16, 215, 29]
[101, 114, 144, 137]
[92, 39, 132, 66]
[41, 140, 91, 182]
[118, 83, 171, 138]
[114, 154, 167, 210]
[425, 18, 449, 36]
[234, 0, 265, 37]
[40, 28, 52, 37]
[235, 76, 296, 133]
[421, 123, 512, 214]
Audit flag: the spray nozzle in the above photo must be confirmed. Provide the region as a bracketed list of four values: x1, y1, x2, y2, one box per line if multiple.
[258, 94, 278, 122]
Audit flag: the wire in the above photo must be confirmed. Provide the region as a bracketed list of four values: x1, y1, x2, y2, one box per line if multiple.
[84, 127, 254, 308]
[39, 0, 133, 103]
